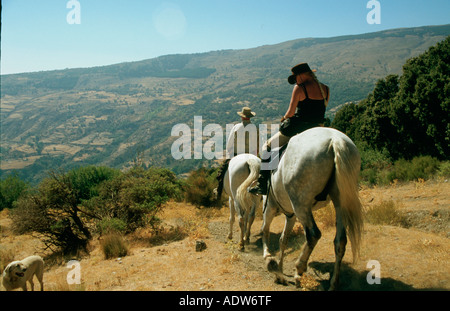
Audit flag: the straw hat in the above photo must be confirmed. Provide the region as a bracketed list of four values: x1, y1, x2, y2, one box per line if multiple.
[288, 63, 317, 84]
[237, 107, 256, 118]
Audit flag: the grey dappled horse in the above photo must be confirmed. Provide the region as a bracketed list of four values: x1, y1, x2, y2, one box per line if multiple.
[223, 153, 263, 250]
[261, 127, 363, 290]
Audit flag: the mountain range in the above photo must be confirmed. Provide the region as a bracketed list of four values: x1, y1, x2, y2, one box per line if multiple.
[1, 24, 449, 183]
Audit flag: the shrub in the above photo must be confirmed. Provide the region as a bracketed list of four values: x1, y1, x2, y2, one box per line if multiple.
[67, 166, 120, 202]
[360, 168, 379, 186]
[0, 173, 28, 211]
[437, 161, 450, 178]
[388, 156, 440, 183]
[357, 142, 391, 171]
[358, 151, 442, 185]
[10, 165, 183, 255]
[85, 166, 184, 233]
[96, 218, 127, 235]
[365, 200, 406, 226]
[100, 234, 129, 259]
[356, 141, 392, 186]
[184, 167, 218, 208]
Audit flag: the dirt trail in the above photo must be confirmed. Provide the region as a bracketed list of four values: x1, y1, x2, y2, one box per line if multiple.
[1, 180, 449, 291]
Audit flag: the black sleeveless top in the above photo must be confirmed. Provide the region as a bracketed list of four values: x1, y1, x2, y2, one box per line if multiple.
[279, 83, 327, 137]
[294, 83, 326, 123]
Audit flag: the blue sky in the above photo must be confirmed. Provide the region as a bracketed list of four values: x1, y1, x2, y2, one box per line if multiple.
[1, 0, 449, 74]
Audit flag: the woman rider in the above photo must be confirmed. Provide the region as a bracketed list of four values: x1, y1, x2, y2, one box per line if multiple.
[248, 63, 329, 195]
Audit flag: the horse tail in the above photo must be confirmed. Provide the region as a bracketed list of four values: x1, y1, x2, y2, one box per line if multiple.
[236, 158, 261, 214]
[332, 137, 364, 263]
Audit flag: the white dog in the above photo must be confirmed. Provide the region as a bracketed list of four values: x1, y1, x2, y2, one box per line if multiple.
[2, 255, 44, 291]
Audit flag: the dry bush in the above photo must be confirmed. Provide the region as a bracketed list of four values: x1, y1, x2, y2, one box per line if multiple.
[100, 233, 129, 259]
[365, 200, 406, 226]
[184, 168, 218, 208]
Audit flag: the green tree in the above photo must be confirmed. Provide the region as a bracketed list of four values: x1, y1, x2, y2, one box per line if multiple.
[11, 165, 183, 254]
[11, 166, 118, 254]
[0, 173, 28, 210]
[391, 37, 450, 159]
[84, 166, 184, 233]
[331, 102, 364, 141]
[332, 37, 450, 160]
[332, 75, 400, 152]
[356, 75, 399, 153]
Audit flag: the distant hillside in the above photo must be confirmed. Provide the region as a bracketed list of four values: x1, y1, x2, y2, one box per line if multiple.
[1, 24, 449, 183]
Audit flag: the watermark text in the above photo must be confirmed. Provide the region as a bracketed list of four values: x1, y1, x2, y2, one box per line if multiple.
[66, 260, 81, 285]
[367, 0, 381, 24]
[67, 0, 81, 24]
[366, 259, 381, 284]
[171, 116, 279, 170]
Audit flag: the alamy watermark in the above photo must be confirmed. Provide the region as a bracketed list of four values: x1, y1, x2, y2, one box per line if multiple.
[66, 260, 81, 285]
[367, 0, 381, 24]
[170, 116, 279, 170]
[366, 260, 381, 285]
[67, 0, 81, 24]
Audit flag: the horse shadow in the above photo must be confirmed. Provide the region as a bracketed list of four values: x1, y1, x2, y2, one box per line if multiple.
[249, 232, 446, 291]
[307, 261, 418, 291]
[251, 230, 305, 254]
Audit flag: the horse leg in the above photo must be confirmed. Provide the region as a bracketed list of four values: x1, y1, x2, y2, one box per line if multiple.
[271, 213, 296, 285]
[262, 197, 285, 284]
[295, 212, 321, 287]
[244, 203, 256, 245]
[262, 199, 277, 260]
[255, 197, 266, 237]
[329, 206, 347, 291]
[234, 199, 247, 250]
[228, 197, 235, 240]
[238, 212, 246, 250]
[279, 214, 296, 272]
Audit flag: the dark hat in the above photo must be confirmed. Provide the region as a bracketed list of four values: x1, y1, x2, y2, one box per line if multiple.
[288, 63, 316, 84]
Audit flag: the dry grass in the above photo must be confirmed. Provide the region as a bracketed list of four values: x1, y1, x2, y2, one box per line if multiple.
[364, 199, 406, 226]
[1, 180, 449, 291]
[0, 248, 15, 273]
[100, 234, 129, 259]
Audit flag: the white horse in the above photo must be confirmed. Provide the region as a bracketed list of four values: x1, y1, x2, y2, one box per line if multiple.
[261, 127, 363, 290]
[223, 153, 263, 250]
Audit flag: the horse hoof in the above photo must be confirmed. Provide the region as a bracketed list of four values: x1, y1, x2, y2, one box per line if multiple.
[265, 257, 279, 272]
[274, 273, 288, 286]
[294, 273, 305, 288]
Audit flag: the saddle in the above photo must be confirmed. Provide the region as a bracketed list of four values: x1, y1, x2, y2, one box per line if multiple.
[262, 144, 331, 202]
